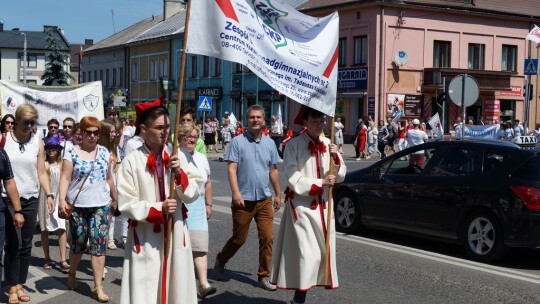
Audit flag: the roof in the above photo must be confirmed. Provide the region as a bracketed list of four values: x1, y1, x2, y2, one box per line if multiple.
[84, 15, 164, 52]
[298, 0, 540, 19]
[0, 26, 69, 51]
[129, 10, 186, 44]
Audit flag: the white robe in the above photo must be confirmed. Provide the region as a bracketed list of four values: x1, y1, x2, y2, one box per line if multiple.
[271, 133, 346, 290]
[117, 144, 202, 304]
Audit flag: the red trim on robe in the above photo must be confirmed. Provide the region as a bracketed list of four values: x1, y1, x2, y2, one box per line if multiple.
[333, 154, 341, 166]
[128, 220, 141, 253]
[309, 184, 323, 196]
[175, 169, 189, 193]
[146, 207, 165, 224]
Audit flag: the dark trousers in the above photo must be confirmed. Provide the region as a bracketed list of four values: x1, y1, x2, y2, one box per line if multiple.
[271, 136, 283, 158]
[377, 142, 386, 158]
[217, 197, 274, 280]
[0, 201, 5, 287]
[4, 197, 39, 286]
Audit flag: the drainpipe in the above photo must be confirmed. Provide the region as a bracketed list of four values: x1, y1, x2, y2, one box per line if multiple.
[378, 5, 385, 122]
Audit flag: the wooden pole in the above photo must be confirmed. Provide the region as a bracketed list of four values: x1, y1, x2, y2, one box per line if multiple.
[165, 0, 192, 259]
[324, 116, 336, 285]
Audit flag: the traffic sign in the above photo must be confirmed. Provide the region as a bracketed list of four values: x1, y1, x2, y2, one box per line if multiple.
[198, 96, 212, 112]
[448, 74, 479, 107]
[524, 59, 538, 76]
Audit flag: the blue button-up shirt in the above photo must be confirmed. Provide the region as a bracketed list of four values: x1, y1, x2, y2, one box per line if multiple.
[224, 131, 279, 201]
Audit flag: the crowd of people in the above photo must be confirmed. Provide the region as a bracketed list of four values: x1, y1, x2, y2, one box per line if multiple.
[0, 102, 348, 304]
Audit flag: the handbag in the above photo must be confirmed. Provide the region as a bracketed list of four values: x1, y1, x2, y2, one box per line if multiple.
[59, 148, 97, 219]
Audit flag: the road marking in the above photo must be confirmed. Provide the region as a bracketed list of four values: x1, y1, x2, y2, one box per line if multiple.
[213, 196, 540, 285]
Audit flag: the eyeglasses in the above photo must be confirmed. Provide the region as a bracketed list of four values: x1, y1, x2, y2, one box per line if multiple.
[183, 135, 199, 141]
[4, 121, 14, 125]
[108, 113, 119, 117]
[63, 125, 73, 129]
[48, 125, 59, 130]
[23, 120, 37, 127]
[83, 130, 100, 137]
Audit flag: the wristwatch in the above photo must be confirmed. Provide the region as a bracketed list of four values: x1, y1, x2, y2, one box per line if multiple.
[14, 210, 23, 214]
[46, 193, 55, 199]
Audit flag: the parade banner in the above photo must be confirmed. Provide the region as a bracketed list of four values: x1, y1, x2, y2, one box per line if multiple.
[526, 25, 540, 45]
[186, 0, 339, 116]
[463, 124, 499, 139]
[427, 112, 444, 138]
[0, 80, 104, 130]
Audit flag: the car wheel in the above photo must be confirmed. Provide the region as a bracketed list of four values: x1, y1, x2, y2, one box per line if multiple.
[334, 190, 362, 234]
[461, 211, 507, 263]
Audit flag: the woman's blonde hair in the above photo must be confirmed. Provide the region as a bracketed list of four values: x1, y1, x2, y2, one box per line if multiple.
[177, 123, 200, 142]
[15, 103, 38, 122]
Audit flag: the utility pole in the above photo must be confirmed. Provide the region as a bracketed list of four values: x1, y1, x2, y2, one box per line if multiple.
[21, 32, 27, 83]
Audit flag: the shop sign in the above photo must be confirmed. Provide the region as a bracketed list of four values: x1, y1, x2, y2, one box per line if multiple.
[197, 86, 222, 99]
[387, 93, 423, 117]
[500, 86, 521, 96]
[368, 97, 375, 118]
[337, 68, 368, 90]
[258, 90, 285, 102]
[484, 99, 500, 123]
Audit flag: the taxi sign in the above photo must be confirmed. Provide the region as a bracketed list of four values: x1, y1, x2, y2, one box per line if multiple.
[512, 136, 538, 149]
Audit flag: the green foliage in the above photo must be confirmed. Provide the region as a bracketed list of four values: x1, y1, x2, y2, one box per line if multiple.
[335, 98, 345, 125]
[41, 28, 75, 86]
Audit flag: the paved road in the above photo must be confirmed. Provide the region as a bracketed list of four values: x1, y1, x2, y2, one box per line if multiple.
[9, 143, 540, 303]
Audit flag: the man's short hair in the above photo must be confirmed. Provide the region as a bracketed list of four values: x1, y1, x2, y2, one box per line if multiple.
[63, 117, 75, 125]
[140, 106, 169, 126]
[247, 104, 265, 117]
[47, 118, 60, 126]
[180, 106, 195, 118]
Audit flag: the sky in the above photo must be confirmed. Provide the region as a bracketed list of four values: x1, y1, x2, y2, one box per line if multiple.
[1, 0, 164, 44]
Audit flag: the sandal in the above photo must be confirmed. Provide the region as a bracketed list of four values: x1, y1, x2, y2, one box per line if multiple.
[16, 285, 30, 302]
[8, 286, 19, 304]
[107, 240, 117, 250]
[43, 259, 53, 270]
[93, 285, 109, 303]
[59, 260, 70, 270]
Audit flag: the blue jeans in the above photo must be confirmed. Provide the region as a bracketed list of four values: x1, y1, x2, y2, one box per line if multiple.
[4, 197, 39, 286]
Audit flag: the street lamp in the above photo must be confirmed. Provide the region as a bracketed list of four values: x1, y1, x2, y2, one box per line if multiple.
[160, 76, 169, 106]
[21, 32, 26, 84]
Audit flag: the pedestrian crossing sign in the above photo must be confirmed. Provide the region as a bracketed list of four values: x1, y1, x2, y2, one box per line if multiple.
[524, 59, 538, 75]
[198, 96, 212, 112]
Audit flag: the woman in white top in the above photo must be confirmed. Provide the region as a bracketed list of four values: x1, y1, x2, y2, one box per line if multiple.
[2, 103, 54, 302]
[58, 116, 118, 302]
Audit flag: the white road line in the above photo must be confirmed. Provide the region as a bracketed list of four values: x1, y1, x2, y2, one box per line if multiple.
[212, 196, 540, 285]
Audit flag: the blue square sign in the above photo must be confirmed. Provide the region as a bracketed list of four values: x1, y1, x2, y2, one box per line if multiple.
[524, 59, 538, 76]
[198, 96, 212, 112]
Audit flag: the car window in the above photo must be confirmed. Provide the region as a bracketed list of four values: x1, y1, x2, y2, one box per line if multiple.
[428, 148, 480, 176]
[513, 155, 540, 179]
[383, 148, 438, 175]
[483, 152, 507, 175]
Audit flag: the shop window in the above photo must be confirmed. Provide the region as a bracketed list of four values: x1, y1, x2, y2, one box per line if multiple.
[501, 45, 517, 72]
[202, 56, 209, 77]
[433, 41, 451, 68]
[499, 100, 515, 123]
[468, 43, 485, 70]
[234, 62, 243, 73]
[214, 58, 222, 77]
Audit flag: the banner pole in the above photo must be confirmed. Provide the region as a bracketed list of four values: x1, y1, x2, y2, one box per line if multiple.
[166, 0, 192, 259]
[324, 116, 335, 285]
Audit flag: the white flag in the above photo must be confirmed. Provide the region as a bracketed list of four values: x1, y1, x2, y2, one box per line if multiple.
[186, 0, 339, 116]
[526, 25, 540, 44]
[229, 112, 238, 128]
[428, 112, 444, 138]
[276, 104, 283, 134]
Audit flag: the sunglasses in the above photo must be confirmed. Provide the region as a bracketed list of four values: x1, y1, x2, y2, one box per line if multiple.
[83, 130, 100, 137]
[63, 125, 73, 129]
[48, 125, 59, 130]
[108, 113, 119, 117]
[4, 121, 14, 125]
[23, 120, 37, 127]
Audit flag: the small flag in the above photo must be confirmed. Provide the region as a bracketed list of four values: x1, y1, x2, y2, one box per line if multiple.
[428, 113, 444, 138]
[526, 25, 540, 47]
[229, 112, 238, 129]
[276, 104, 283, 134]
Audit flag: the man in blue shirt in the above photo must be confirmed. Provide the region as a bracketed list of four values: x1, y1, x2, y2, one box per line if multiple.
[214, 104, 281, 291]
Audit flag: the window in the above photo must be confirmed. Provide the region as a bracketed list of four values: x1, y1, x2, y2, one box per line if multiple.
[82, 72, 86, 83]
[94, 70, 97, 82]
[150, 60, 157, 80]
[132, 63, 139, 81]
[112, 69, 117, 86]
[383, 148, 438, 175]
[202, 56, 209, 77]
[20, 55, 37, 68]
[433, 41, 451, 68]
[353, 36, 367, 65]
[234, 62, 243, 73]
[105, 69, 109, 86]
[428, 148, 480, 176]
[483, 153, 507, 175]
[338, 38, 347, 66]
[501, 44, 517, 72]
[119, 67, 124, 86]
[99, 70, 103, 81]
[468, 43, 485, 70]
[190, 56, 198, 78]
[159, 59, 167, 77]
[214, 58, 222, 76]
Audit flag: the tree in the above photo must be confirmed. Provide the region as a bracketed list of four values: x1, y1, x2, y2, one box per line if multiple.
[41, 28, 74, 86]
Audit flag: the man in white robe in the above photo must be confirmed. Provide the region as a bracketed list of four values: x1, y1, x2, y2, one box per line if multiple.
[117, 105, 202, 304]
[271, 106, 346, 304]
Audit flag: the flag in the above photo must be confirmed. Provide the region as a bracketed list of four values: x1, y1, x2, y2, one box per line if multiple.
[391, 113, 402, 125]
[276, 104, 283, 134]
[428, 112, 444, 138]
[526, 25, 540, 44]
[229, 112, 238, 129]
[186, 0, 339, 116]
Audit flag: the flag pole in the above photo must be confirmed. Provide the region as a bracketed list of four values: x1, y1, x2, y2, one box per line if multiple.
[166, 0, 192, 259]
[324, 116, 335, 285]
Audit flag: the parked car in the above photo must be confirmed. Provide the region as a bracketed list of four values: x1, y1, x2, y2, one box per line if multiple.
[334, 137, 540, 263]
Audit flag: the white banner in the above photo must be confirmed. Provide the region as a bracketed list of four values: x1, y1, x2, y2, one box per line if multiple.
[463, 124, 499, 139]
[276, 103, 283, 134]
[427, 112, 444, 138]
[0, 80, 104, 129]
[526, 25, 540, 44]
[187, 0, 339, 116]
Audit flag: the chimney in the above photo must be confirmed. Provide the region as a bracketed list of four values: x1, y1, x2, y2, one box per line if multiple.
[0, 21, 3, 32]
[84, 39, 94, 46]
[12, 28, 19, 31]
[163, 0, 183, 20]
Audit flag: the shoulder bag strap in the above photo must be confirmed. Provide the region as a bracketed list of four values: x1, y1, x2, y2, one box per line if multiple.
[0, 133, 6, 149]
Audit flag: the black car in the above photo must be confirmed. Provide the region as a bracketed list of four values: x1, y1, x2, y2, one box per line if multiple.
[334, 137, 540, 263]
